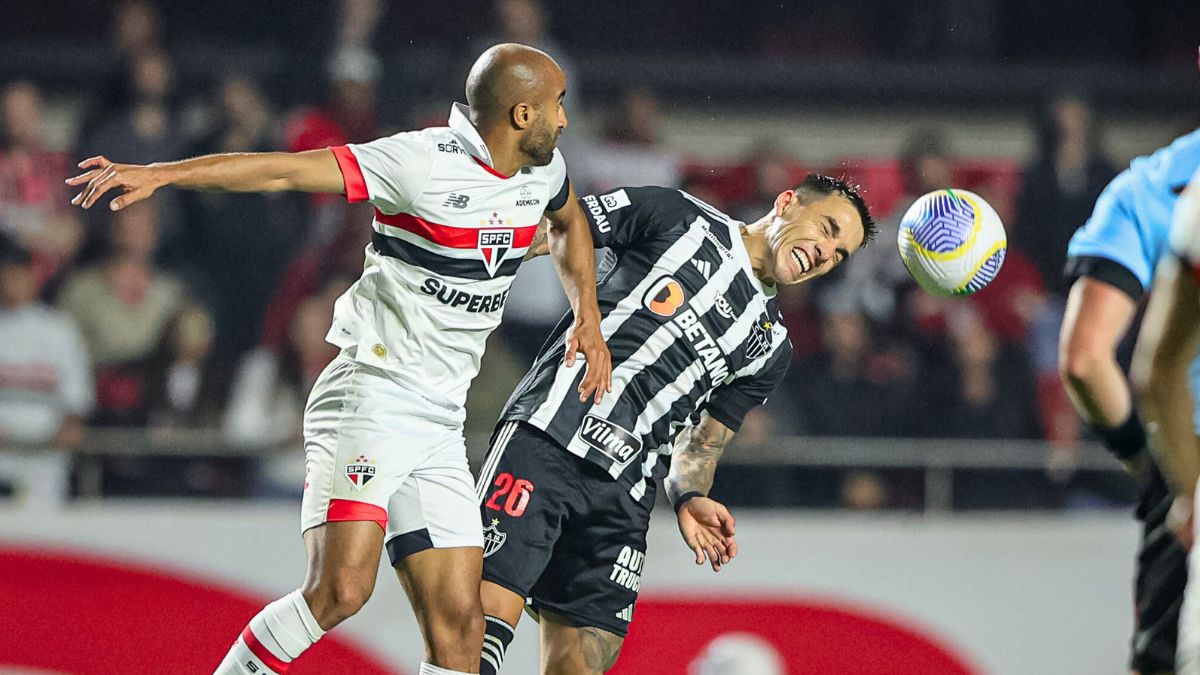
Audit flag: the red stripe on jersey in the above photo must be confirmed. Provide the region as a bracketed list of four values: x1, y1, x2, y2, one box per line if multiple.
[374, 210, 539, 249]
[330, 145, 369, 203]
[326, 499, 388, 530]
[241, 625, 291, 673]
[473, 156, 512, 179]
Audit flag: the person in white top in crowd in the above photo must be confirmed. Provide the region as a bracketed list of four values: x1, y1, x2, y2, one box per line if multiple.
[0, 236, 93, 505]
[69, 44, 611, 675]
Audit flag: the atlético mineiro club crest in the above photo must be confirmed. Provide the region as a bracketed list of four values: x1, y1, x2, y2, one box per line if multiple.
[482, 518, 507, 558]
[344, 455, 376, 491]
[478, 211, 515, 278]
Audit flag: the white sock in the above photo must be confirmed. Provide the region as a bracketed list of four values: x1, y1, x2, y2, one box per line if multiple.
[418, 664, 474, 675]
[214, 590, 325, 674]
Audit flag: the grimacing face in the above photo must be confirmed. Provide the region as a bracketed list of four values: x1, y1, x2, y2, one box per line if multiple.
[766, 192, 866, 285]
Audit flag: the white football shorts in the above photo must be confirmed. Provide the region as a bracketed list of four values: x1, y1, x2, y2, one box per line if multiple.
[299, 353, 483, 563]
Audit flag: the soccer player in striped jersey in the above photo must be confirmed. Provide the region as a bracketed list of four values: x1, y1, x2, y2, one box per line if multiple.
[1134, 166, 1200, 675]
[475, 176, 875, 674]
[68, 44, 611, 675]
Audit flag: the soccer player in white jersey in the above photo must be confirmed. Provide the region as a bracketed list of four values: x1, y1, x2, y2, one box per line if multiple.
[1134, 167, 1200, 674]
[68, 44, 612, 675]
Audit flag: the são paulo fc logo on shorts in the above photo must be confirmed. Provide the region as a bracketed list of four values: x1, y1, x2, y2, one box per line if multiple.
[344, 455, 376, 491]
[482, 518, 507, 558]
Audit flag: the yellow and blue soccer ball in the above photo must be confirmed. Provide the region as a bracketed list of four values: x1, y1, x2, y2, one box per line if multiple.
[896, 188, 1007, 297]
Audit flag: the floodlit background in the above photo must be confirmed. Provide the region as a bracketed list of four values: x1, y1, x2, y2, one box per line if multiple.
[1, 1, 1199, 673]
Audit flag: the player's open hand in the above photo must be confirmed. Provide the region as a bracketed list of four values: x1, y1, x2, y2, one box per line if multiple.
[1168, 494, 1195, 550]
[677, 497, 737, 572]
[66, 156, 163, 211]
[565, 312, 612, 404]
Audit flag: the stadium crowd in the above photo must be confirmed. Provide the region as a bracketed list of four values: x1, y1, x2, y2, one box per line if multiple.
[0, 0, 1190, 507]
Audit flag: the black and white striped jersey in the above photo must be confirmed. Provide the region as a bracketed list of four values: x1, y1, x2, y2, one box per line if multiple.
[498, 186, 793, 499]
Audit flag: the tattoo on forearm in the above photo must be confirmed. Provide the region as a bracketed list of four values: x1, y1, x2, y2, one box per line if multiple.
[579, 626, 623, 671]
[523, 222, 550, 260]
[666, 416, 734, 503]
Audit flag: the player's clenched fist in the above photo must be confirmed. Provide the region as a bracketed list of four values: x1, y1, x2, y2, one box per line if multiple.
[66, 156, 163, 211]
[676, 496, 738, 572]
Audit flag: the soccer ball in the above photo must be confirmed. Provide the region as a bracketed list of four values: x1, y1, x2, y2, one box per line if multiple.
[896, 188, 1007, 296]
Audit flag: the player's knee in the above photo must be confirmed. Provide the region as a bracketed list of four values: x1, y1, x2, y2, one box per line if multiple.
[428, 603, 485, 661]
[303, 568, 375, 626]
[544, 627, 624, 675]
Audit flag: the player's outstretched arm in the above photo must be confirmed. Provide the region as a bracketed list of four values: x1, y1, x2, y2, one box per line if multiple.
[1132, 256, 1200, 547]
[666, 411, 738, 572]
[545, 183, 611, 404]
[66, 149, 347, 211]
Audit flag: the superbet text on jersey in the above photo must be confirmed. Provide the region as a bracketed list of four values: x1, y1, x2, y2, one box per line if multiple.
[328, 102, 570, 409]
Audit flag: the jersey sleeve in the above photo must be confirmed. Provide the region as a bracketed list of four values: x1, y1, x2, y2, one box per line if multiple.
[701, 339, 793, 432]
[544, 148, 571, 212]
[1170, 166, 1200, 273]
[578, 186, 683, 250]
[1064, 171, 1154, 299]
[329, 131, 433, 214]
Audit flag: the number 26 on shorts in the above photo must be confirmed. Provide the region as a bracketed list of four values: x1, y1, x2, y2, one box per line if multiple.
[485, 472, 534, 517]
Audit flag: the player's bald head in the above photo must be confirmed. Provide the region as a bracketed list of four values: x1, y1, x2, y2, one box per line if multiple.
[465, 43, 564, 127]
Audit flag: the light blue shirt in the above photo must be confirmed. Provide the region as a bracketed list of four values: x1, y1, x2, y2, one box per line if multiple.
[1067, 127, 1200, 428]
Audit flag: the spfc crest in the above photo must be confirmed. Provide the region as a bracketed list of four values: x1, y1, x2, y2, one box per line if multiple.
[482, 518, 507, 558]
[477, 228, 514, 277]
[745, 315, 775, 360]
[344, 455, 376, 491]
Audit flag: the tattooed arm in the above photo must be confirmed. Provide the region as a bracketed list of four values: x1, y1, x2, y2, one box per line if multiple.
[666, 411, 738, 572]
[523, 218, 552, 260]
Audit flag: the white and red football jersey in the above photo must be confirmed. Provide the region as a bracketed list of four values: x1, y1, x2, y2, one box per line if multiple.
[1172, 166, 1200, 280]
[327, 103, 570, 409]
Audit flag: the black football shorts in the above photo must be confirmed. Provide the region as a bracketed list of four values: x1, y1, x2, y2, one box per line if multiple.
[478, 421, 655, 638]
[1130, 462, 1188, 674]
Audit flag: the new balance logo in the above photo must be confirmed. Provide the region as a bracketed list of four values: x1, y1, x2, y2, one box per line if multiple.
[690, 259, 712, 279]
[615, 604, 634, 622]
[444, 193, 470, 209]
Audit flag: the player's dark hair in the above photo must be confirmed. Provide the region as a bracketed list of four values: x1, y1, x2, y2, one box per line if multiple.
[794, 173, 877, 247]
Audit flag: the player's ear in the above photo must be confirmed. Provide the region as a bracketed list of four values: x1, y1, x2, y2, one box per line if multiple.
[511, 102, 533, 130]
[773, 189, 796, 218]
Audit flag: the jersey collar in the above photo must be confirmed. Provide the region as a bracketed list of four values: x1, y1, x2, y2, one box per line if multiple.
[448, 103, 510, 177]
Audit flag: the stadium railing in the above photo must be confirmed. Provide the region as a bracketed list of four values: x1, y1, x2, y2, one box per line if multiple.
[0, 429, 1125, 512]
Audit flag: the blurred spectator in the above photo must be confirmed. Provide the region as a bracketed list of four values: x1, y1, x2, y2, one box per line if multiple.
[174, 77, 299, 360]
[141, 303, 224, 430]
[58, 200, 185, 425]
[0, 81, 84, 289]
[285, 45, 381, 247]
[286, 46, 380, 152]
[572, 88, 682, 194]
[225, 294, 341, 448]
[936, 305, 1041, 439]
[83, 48, 186, 244]
[258, 218, 365, 354]
[729, 143, 808, 222]
[1015, 93, 1116, 294]
[0, 237, 92, 447]
[788, 308, 914, 436]
[489, 0, 581, 108]
[58, 200, 184, 369]
[80, 0, 165, 140]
